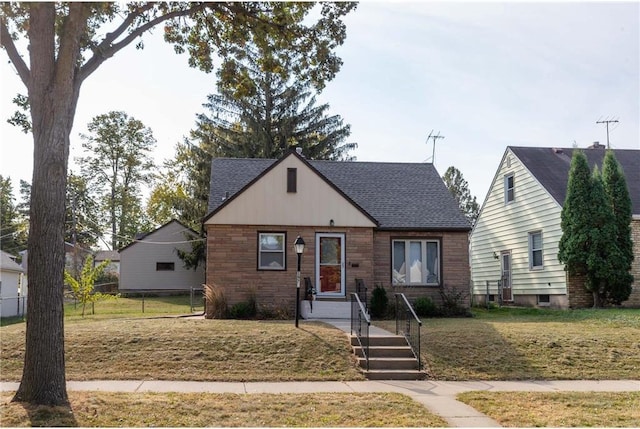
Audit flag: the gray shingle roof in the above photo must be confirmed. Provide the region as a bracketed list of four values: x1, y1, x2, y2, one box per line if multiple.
[207, 154, 471, 230]
[510, 146, 640, 214]
[1, 250, 24, 272]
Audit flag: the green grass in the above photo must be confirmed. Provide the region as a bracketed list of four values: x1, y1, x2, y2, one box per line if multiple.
[0, 391, 447, 427]
[375, 307, 640, 380]
[457, 391, 640, 427]
[63, 294, 204, 319]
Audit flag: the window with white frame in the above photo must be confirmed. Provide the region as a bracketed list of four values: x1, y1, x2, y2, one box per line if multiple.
[505, 173, 515, 203]
[258, 232, 286, 270]
[529, 231, 543, 269]
[392, 239, 440, 285]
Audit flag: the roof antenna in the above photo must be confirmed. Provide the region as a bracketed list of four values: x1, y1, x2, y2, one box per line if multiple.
[596, 117, 619, 149]
[425, 130, 445, 165]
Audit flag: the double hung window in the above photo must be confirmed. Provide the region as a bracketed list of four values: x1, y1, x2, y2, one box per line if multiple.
[392, 239, 440, 285]
[529, 231, 543, 269]
[505, 174, 515, 203]
[258, 232, 286, 270]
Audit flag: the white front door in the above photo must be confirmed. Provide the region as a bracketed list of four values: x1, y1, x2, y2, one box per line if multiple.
[315, 233, 345, 297]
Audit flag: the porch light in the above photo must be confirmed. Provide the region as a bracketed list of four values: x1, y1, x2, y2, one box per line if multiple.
[294, 236, 305, 255]
[294, 236, 305, 328]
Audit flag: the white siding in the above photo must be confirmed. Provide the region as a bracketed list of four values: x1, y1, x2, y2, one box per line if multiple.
[471, 149, 567, 297]
[205, 156, 376, 228]
[119, 221, 205, 291]
[0, 270, 27, 318]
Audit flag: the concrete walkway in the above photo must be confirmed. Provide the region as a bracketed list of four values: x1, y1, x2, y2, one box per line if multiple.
[1, 379, 638, 427]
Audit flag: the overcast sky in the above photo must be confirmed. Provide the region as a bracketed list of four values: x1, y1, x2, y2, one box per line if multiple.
[1, 1, 638, 207]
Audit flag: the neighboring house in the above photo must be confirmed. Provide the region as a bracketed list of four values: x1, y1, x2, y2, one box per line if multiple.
[118, 219, 205, 293]
[203, 148, 471, 318]
[20, 242, 92, 275]
[470, 144, 640, 309]
[0, 250, 27, 318]
[94, 250, 120, 276]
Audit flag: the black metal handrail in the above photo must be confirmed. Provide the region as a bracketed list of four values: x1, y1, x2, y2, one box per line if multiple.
[394, 293, 422, 369]
[355, 278, 368, 312]
[350, 293, 370, 371]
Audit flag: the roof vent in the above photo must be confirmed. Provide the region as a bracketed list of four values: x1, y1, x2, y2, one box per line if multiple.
[221, 191, 229, 201]
[588, 141, 604, 149]
[553, 148, 563, 154]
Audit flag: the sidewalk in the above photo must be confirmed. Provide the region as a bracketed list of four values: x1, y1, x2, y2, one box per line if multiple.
[2, 379, 638, 427]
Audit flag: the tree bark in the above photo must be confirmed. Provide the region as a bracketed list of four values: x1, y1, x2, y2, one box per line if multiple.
[12, 2, 88, 406]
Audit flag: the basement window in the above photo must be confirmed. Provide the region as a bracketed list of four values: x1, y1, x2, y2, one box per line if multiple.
[156, 262, 175, 271]
[538, 294, 550, 306]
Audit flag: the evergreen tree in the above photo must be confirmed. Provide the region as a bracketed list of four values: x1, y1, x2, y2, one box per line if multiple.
[442, 166, 479, 226]
[197, 44, 356, 160]
[601, 150, 634, 304]
[558, 150, 592, 281]
[585, 166, 621, 307]
[0, 176, 27, 256]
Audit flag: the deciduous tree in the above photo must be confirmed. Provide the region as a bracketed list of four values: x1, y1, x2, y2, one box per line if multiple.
[64, 255, 113, 317]
[1, 2, 356, 405]
[78, 111, 155, 250]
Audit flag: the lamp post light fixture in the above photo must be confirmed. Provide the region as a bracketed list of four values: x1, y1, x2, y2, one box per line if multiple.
[294, 235, 305, 328]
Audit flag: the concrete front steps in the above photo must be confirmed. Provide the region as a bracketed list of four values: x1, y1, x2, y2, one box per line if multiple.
[351, 335, 426, 380]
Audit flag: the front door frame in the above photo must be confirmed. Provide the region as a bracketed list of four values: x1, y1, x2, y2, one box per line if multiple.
[315, 232, 346, 297]
[501, 250, 513, 302]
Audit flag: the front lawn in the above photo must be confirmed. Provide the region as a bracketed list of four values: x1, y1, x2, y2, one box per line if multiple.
[375, 307, 640, 380]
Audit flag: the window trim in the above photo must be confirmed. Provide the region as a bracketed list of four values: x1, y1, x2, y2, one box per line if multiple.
[528, 230, 543, 270]
[156, 262, 175, 271]
[257, 232, 287, 271]
[504, 173, 515, 204]
[391, 238, 441, 286]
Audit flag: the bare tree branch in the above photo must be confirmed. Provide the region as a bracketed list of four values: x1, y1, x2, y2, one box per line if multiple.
[0, 15, 31, 86]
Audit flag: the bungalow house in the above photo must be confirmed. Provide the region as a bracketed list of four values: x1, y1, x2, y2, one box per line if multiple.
[470, 144, 640, 309]
[203, 149, 471, 318]
[118, 219, 205, 293]
[0, 250, 27, 318]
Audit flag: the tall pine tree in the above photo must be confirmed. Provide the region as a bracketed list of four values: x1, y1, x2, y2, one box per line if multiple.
[601, 150, 634, 304]
[558, 150, 592, 279]
[585, 166, 621, 307]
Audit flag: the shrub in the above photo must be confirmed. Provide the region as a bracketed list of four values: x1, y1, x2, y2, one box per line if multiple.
[229, 292, 257, 319]
[204, 283, 227, 319]
[438, 284, 472, 317]
[369, 284, 388, 318]
[414, 296, 439, 317]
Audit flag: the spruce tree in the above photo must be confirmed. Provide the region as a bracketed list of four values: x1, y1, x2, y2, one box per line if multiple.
[558, 150, 592, 278]
[585, 167, 621, 307]
[602, 150, 634, 304]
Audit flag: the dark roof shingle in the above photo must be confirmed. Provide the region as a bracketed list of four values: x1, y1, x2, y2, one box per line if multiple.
[510, 146, 640, 214]
[207, 155, 471, 230]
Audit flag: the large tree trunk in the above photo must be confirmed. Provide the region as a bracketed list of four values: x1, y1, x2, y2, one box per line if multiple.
[12, 2, 87, 406]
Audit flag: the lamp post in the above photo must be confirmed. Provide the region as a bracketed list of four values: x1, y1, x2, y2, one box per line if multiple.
[294, 235, 305, 328]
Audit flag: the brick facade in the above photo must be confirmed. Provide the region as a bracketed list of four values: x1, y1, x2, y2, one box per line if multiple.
[372, 230, 470, 307]
[205, 225, 471, 313]
[566, 219, 640, 309]
[205, 225, 374, 314]
[624, 219, 640, 307]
